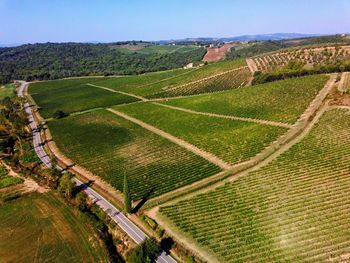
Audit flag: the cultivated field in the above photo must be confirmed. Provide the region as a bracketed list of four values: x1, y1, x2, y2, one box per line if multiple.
[161, 75, 328, 124]
[48, 110, 221, 200]
[203, 43, 238, 62]
[251, 45, 350, 72]
[93, 59, 249, 98]
[114, 102, 287, 165]
[159, 109, 350, 262]
[0, 164, 23, 189]
[0, 192, 108, 262]
[30, 78, 138, 119]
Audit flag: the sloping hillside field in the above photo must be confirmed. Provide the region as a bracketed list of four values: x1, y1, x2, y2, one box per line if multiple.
[159, 109, 350, 262]
[48, 110, 221, 200]
[113, 103, 287, 165]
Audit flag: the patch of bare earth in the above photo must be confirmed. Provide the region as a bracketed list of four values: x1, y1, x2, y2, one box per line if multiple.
[203, 43, 238, 62]
[1, 161, 49, 193]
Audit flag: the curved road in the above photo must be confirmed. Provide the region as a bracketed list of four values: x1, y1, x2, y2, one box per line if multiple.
[17, 81, 176, 263]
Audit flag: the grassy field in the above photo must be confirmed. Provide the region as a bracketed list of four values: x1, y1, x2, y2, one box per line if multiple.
[161, 75, 328, 124]
[114, 103, 287, 165]
[0, 84, 16, 99]
[0, 192, 109, 262]
[48, 110, 221, 200]
[160, 109, 350, 262]
[30, 79, 139, 118]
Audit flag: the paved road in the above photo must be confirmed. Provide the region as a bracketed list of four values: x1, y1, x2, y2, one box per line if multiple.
[17, 81, 177, 263]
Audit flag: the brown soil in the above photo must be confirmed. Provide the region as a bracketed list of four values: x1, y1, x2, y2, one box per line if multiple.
[203, 43, 238, 62]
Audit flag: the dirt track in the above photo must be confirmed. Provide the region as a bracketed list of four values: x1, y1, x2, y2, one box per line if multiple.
[107, 108, 231, 170]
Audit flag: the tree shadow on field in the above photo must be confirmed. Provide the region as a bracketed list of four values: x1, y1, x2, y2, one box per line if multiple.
[131, 188, 154, 214]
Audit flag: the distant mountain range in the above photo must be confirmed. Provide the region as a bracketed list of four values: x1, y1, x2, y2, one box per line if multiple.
[156, 33, 324, 44]
[1, 33, 344, 47]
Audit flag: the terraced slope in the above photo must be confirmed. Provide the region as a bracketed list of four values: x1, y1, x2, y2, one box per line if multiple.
[48, 110, 221, 200]
[161, 75, 328, 124]
[0, 192, 108, 262]
[30, 79, 138, 118]
[159, 109, 350, 262]
[252, 45, 350, 72]
[114, 103, 287, 165]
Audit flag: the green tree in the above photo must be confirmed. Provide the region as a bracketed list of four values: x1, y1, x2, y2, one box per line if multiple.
[58, 173, 75, 199]
[123, 172, 132, 213]
[127, 237, 161, 263]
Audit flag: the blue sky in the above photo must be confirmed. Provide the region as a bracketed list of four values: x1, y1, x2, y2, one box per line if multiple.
[1, 0, 350, 44]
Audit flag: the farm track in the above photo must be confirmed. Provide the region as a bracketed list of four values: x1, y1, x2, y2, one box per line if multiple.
[152, 102, 292, 128]
[146, 75, 338, 261]
[246, 58, 258, 73]
[86, 83, 148, 101]
[106, 108, 231, 170]
[143, 74, 337, 208]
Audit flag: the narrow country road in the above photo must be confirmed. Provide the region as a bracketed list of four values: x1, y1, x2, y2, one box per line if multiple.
[17, 81, 177, 263]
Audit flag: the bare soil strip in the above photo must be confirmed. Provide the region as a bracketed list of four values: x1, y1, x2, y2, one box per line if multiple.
[153, 102, 293, 128]
[86, 83, 148, 101]
[106, 108, 231, 170]
[1, 161, 48, 193]
[338, 72, 349, 93]
[246, 58, 258, 73]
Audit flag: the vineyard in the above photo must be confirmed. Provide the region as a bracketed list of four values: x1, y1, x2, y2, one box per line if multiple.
[30, 79, 139, 118]
[93, 59, 248, 97]
[251, 45, 350, 72]
[160, 109, 350, 262]
[48, 110, 221, 200]
[147, 66, 251, 98]
[162, 75, 328, 124]
[114, 103, 287, 165]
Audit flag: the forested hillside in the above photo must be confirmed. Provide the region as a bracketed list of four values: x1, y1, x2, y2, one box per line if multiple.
[0, 43, 206, 83]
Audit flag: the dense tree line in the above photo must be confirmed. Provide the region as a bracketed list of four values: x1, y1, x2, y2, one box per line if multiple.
[0, 43, 206, 84]
[227, 35, 350, 59]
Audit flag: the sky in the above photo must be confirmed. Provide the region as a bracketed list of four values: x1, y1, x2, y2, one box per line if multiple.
[1, 0, 350, 44]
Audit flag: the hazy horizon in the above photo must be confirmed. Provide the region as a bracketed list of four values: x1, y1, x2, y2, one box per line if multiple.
[1, 0, 350, 44]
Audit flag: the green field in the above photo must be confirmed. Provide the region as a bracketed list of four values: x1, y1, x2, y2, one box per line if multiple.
[0, 84, 16, 99]
[161, 75, 328, 124]
[30, 79, 139, 118]
[114, 103, 287, 165]
[148, 67, 251, 98]
[0, 192, 109, 262]
[160, 109, 350, 262]
[92, 59, 248, 98]
[48, 110, 221, 200]
[117, 44, 201, 54]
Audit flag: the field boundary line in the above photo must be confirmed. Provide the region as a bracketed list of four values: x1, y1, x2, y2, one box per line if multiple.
[152, 102, 293, 128]
[145, 76, 338, 263]
[106, 108, 231, 170]
[143, 74, 337, 208]
[86, 83, 148, 101]
[152, 66, 249, 95]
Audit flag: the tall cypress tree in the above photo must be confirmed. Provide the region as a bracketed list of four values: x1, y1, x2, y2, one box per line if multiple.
[123, 172, 132, 213]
